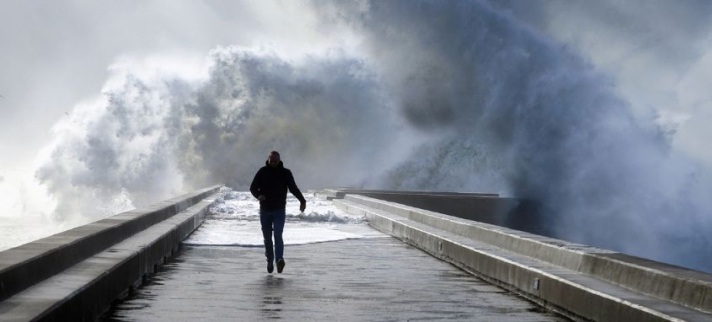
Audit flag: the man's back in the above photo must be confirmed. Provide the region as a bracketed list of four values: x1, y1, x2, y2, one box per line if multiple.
[250, 160, 305, 211]
[250, 151, 306, 274]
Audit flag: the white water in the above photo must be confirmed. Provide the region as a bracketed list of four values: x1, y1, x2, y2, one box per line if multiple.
[183, 188, 386, 247]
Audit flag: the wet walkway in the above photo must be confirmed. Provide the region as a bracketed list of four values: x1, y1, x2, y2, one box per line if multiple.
[102, 237, 567, 321]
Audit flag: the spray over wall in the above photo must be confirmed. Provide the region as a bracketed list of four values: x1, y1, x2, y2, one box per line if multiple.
[323, 0, 712, 271]
[27, 0, 712, 272]
[36, 47, 401, 221]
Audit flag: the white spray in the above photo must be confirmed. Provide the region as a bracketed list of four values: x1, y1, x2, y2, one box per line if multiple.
[13, 1, 712, 273]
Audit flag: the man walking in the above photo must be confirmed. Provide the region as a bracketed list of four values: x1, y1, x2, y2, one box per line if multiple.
[250, 151, 307, 273]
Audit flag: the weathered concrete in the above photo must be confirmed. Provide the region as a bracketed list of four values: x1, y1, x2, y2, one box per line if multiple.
[329, 188, 550, 236]
[102, 238, 567, 322]
[337, 192, 712, 315]
[340, 194, 613, 272]
[0, 186, 220, 321]
[319, 188, 498, 201]
[0, 185, 221, 303]
[334, 195, 712, 321]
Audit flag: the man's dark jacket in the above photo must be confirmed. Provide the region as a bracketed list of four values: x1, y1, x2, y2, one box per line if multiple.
[250, 161, 306, 211]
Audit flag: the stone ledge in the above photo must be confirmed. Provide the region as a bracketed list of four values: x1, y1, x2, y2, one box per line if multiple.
[0, 194, 219, 322]
[0, 185, 221, 302]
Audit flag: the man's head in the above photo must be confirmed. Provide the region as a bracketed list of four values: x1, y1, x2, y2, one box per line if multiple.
[267, 151, 281, 168]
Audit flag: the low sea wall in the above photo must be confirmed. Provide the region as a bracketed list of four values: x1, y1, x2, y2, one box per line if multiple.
[331, 189, 551, 236]
[0, 185, 222, 321]
[330, 189, 712, 322]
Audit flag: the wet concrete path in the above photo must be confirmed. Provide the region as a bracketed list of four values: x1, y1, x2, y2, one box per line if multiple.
[102, 237, 568, 321]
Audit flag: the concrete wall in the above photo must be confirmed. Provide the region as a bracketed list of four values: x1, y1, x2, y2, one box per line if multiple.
[319, 188, 497, 200]
[330, 189, 552, 236]
[0, 185, 222, 321]
[331, 190, 712, 321]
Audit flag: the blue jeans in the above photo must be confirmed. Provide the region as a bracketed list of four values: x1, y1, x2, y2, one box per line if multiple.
[259, 209, 286, 263]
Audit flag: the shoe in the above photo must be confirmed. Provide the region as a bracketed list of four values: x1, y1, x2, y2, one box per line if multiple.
[277, 258, 286, 273]
[267, 262, 274, 273]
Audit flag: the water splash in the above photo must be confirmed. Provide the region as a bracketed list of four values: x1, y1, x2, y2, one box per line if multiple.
[183, 189, 380, 247]
[14, 1, 711, 272]
[323, 0, 712, 271]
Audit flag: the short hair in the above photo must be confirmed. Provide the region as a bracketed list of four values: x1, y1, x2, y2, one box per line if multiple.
[268, 151, 280, 159]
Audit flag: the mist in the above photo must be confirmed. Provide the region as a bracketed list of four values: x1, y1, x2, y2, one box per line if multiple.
[1, 0, 711, 272]
[322, 0, 712, 271]
[35, 47, 404, 219]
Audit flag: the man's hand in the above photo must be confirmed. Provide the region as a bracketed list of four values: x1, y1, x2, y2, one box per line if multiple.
[300, 202, 306, 212]
[258, 195, 266, 201]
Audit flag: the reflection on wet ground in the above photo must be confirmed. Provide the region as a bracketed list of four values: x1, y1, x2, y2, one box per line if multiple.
[102, 238, 568, 321]
[261, 275, 284, 319]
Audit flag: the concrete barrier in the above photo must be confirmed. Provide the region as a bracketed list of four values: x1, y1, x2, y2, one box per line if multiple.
[0, 185, 222, 321]
[318, 188, 498, 200]
[333, 192, 712, 321]
[329, 189, 552, 236]
[316, 189, 345, 200]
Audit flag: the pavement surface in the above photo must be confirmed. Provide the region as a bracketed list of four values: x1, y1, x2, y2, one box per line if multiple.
[101, 236, 567, 321]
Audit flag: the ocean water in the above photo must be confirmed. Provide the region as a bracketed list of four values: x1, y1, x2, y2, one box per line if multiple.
[183, 188, 387, 247]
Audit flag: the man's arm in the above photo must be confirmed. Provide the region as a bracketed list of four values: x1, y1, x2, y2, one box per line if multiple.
[250, 168, 264, 200]
[286, 170, 306, 211]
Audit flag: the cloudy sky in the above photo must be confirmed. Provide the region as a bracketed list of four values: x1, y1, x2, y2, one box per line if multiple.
[1, 0, 711, 270]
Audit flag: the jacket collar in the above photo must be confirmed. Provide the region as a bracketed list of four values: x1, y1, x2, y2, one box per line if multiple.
[265, 160, 284, 169]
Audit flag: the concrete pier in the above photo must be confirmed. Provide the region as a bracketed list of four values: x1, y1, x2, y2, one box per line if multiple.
[102, 238, 566, 321]
[333, 191, 712, 321]
[2, 187, 711, 321]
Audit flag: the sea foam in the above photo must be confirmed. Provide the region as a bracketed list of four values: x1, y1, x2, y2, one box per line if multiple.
[183, 188, 384, 247]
